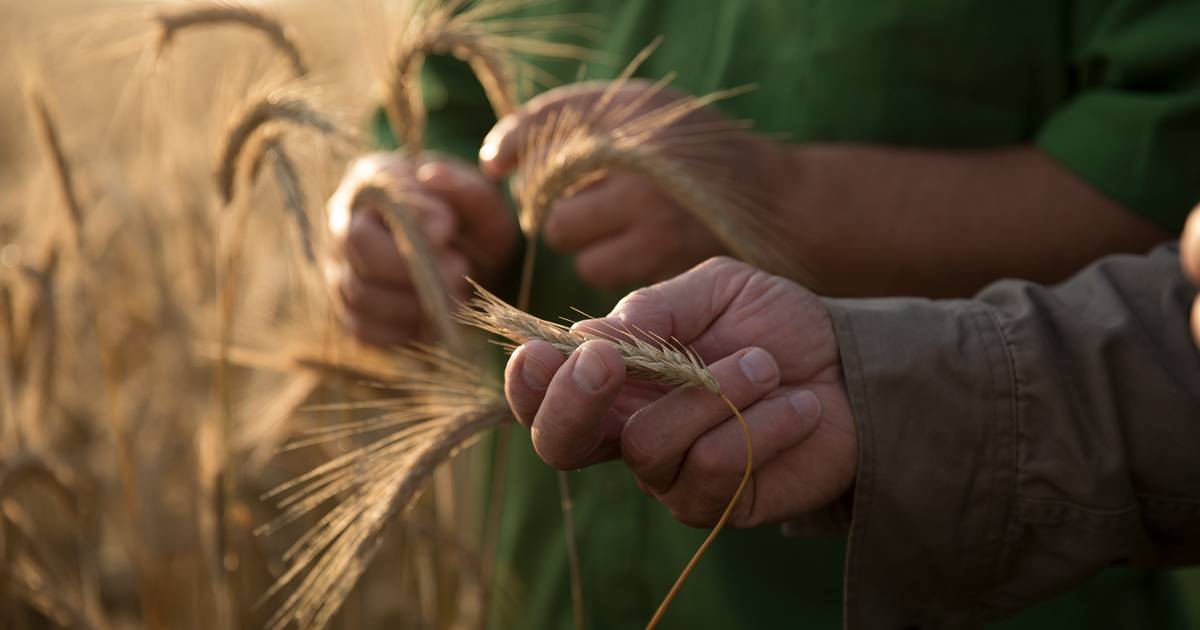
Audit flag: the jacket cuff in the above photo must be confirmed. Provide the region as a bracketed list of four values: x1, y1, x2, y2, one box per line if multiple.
[826, 297, 1017, 629]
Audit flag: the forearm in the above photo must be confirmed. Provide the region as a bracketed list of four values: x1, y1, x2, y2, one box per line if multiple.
[828, 245, 1200, 627]
[768, 143, 1171, 298]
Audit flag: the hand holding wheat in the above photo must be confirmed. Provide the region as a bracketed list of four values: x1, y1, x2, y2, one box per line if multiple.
[479, 79, 797, 290]
[326, 153, 515, 346]
[504, 257, 858, 528]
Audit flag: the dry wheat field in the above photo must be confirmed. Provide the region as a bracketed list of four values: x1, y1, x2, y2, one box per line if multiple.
[0, 1, 782, 628]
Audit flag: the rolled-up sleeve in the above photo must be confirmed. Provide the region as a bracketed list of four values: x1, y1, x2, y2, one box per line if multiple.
[826, 245, 1200, 628]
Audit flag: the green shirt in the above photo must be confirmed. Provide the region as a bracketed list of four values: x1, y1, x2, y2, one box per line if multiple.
[375, 1, 1200, 627]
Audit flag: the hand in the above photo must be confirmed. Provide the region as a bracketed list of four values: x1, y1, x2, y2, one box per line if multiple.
[326, 153, 516, 346]
[1182, 204, 1200, 345]
[479, 80, 781, 291]
[502, 257, 857, 528]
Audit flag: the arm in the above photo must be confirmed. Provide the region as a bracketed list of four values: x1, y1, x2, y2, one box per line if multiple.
[830, 243, 1200, 627]
[502, 247, 1200, 626]
[483, 85, 1177, 298]
[766, 143, 1170, 297]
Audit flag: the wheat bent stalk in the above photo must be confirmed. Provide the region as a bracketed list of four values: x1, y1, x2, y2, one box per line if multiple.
[349, 178, 465, 352]
[455, 280, 753, 628]
[153, 3, 308, 78]
[216, 93, 350, 205]
[386, 30, 515, 155]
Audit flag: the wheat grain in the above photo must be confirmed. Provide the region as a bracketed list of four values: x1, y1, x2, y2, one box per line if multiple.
[154, 2, 308, 78]
[456, 279, 719, 393]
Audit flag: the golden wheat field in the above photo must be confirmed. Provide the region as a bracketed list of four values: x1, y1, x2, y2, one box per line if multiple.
[0, 1, 530, 628]
[0, 0, 763, 626]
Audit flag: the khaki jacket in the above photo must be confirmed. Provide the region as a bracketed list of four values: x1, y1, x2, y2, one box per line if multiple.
[821, 245, 1200, 628]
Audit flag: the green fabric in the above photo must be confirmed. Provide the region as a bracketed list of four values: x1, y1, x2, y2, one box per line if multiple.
[372, 1, 1200, 627]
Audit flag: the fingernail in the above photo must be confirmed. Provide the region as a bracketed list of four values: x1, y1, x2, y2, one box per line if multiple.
[572, 346, 609, 392]
[521, 353, 552, 391]
[416, 162, 450, 185]
[788, 390, 822, 422]
[478, 138, 499, 163]
[739, 348, 776, 385]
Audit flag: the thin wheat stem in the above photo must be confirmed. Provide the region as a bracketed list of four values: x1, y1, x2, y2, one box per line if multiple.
[645, 393, 752, 630]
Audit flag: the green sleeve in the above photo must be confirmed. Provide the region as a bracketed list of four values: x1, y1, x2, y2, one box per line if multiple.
[1036, 0, 1200, 234]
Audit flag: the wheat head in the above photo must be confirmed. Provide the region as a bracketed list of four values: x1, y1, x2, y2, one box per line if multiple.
[154, 2, 308, 78]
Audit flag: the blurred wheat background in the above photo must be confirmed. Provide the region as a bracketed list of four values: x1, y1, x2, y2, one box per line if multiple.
[0, 1, 507, 628]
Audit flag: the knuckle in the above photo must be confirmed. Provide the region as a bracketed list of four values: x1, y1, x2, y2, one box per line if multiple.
[620, 420, 662, 472]
[689, 439, 732, 478]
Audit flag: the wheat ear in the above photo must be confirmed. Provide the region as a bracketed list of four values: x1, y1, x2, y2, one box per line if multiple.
[455, 279, 755, 629]
[241, 127, 316, 262]
[154, 2, 308, 78]
[216, 91, 349, 205]
[260, 346, 512, 630]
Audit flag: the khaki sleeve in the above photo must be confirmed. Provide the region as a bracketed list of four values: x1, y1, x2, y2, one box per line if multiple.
[826, 245, 1200, 629]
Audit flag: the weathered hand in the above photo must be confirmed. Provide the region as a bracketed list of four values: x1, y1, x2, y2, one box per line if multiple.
[503, 257, 857, 527]
[1182, 204, 1200, 345]
[326, 152, 515, 345]
[479, 80, 781, 290]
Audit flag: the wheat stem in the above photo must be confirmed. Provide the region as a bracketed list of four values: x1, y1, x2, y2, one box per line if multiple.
[645, 392, 752, 630]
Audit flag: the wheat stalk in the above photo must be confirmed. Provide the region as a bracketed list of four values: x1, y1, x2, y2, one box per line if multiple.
[153, 2, 308, 78]
[383, 0, 596, 154]
[260, 346, 512, 630]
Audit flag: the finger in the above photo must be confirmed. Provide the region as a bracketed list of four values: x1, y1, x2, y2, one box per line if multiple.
[1181, 204, 1200, 283]
[479, 82, 609, 178]
[620, 347, 780, 494]
[342, 209, 410, 286]
[530, 339, 627, 470]
[662, 388, 824, 527]
[417, 160, 511, 240]
[504, 340, 566, 429]
[574, 227, 674, 291]
[573, 256, 755, 347]
[543, 177, 632, 252]
[335, 265, 423, 325]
